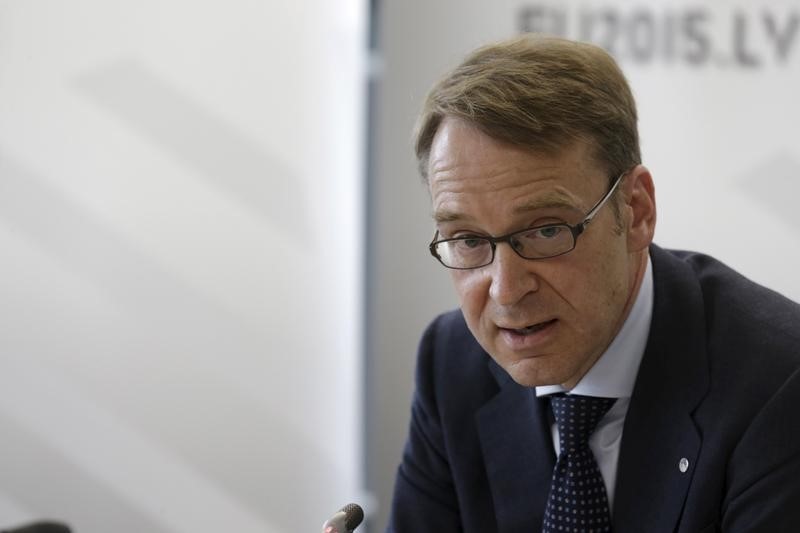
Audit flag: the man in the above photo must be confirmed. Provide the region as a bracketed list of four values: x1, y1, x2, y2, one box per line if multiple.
[388, 35, 800, 532]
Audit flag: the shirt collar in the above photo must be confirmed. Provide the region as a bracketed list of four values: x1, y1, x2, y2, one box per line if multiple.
[536, 254, 653, 399]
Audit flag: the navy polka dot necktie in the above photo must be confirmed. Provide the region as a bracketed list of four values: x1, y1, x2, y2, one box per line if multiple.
[542, 394, 616, 533]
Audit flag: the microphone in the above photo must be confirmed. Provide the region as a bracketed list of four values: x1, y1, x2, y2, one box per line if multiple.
[2, 523, 71, 533]
[321, 503, 364, 533]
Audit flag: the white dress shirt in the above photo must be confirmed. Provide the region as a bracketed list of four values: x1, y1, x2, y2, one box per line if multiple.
[535, 256, 654, 511]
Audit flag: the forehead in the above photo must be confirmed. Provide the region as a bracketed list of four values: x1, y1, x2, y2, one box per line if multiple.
[428, 118, 605, 223]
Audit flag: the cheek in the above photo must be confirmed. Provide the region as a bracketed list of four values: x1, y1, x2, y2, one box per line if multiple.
[450, 271, 490, 320]
[575, 251, 629, 316]
[548, 246, 628, 320]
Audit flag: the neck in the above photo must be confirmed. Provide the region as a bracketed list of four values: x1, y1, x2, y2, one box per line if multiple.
[619, 249, 649, 328]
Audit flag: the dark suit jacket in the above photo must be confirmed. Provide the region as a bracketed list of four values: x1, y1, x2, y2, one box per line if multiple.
[388, 245, 800, 532]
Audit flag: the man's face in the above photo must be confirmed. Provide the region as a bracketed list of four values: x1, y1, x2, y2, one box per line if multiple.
[428, 117, 650, 388]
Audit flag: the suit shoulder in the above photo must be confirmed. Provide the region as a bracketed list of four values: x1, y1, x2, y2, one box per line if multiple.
[654, 246, 800, 413]
[419, 309, 478, 358]
[659, 247, 800, 349]
[415, 310, 496, 401]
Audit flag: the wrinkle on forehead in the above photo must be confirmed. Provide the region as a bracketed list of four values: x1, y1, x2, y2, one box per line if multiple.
[427, 117, 603, 225]
[430, 161, 561, 189]
[432, 189, 583, 223]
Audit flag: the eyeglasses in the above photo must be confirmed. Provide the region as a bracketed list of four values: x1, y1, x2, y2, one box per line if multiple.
[429, 171, 626, 270]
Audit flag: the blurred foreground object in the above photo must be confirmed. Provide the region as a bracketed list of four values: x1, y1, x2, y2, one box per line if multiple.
[322, 503, 364, 532]
[1, 523, 71, 533]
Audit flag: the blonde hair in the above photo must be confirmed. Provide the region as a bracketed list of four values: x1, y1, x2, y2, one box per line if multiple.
[415, 35, 640, 184]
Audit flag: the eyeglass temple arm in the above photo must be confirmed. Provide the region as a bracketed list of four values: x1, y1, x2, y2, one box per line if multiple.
[580, 171, 626, 228]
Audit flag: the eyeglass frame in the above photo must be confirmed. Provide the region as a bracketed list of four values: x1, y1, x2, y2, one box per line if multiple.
[428, 169, 628, 270]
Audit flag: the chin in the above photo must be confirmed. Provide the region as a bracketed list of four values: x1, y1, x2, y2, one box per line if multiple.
[502, 353, 582, 388]
[509, 374, 546, 388]
[504, 361, 557, 388]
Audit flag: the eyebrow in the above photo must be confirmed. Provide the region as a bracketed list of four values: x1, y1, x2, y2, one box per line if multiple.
[513, 191, 580, 214]
[432, 191, 582, 223]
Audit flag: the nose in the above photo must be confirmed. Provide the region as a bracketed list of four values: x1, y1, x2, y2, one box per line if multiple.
[488, 242, 540, 306]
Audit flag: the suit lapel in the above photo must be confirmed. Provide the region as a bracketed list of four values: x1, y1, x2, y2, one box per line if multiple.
[613, 246, 710, 532]
[476, 361, 555, 533]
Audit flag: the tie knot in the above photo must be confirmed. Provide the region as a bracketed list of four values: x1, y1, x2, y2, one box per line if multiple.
[550, 394, 616, 452]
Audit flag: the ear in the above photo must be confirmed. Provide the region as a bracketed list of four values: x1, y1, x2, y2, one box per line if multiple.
[622, 165, 656, 252]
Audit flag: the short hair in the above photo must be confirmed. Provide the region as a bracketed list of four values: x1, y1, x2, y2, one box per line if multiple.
[414, 35, 641, 184]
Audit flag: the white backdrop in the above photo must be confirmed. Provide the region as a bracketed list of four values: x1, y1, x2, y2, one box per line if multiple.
[0, 1, 365, 532]
[368, 0, 800, 530]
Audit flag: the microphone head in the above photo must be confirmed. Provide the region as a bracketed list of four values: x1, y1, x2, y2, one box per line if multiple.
[3, 523, 71, 533]
[339, 503, 364, 531]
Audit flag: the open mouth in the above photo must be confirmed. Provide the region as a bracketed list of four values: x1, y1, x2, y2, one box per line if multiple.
[505, 319, 557, 335]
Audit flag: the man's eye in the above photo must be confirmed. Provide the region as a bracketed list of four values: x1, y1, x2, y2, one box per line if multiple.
[532, 225, 563, 239]
[458, 237, 486, 249]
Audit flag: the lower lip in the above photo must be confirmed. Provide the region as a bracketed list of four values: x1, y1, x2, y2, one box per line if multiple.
[498, 319, 558, 351]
